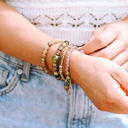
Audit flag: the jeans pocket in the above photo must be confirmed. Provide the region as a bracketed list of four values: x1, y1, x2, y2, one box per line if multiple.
[0, 62, 19, 96]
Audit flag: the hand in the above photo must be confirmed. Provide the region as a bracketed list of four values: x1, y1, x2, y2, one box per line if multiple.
[70, 50, 128, 114]
[81, 19, 128, 70]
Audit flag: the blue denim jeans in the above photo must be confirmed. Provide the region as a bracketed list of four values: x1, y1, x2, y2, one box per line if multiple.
[0, 51, 128, 128]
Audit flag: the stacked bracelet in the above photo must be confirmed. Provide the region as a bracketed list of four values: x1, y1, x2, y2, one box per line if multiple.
[64, 46, 78, 94]
[41, 39, 62, 75]
[59, 45, 71, 81]
[40, 39, 78, 95]
[52, 41, 70, 79]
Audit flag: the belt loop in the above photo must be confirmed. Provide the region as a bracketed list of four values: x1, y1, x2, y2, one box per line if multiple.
[21, 62, 31, 82]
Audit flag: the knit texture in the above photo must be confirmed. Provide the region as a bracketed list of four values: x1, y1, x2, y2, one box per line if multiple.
[4, 0, 128, 45]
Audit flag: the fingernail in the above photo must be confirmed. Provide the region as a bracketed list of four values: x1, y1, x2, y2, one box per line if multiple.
[80, 49, 85, 54]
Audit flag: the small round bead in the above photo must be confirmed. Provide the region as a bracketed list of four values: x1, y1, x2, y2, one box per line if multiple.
[62, 41, 69, 47]
[52, 55, 60, 63]
[41, 58, 45, 61]
[54, 72, 59, 76]
[64, 85, 69, 91]
[44, 70, 48, 73]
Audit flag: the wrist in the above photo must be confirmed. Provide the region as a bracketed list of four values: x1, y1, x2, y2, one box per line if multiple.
[69, 50, 89, 84]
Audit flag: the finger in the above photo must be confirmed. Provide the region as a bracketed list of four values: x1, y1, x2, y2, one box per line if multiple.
[109, 76, 126, 97]
[111, 66, 128, 94]
[82, 27, 116, 54]
[116, 87, 126, 96]
[112, 89, 128, 113]
[105, 75, 128, 113]
[122, 62, 128, 71]
[113, 83, 126, 96]
[112, 51, 128, 66]
[113, 89, 128, 113]
[90, 39, 124, 59]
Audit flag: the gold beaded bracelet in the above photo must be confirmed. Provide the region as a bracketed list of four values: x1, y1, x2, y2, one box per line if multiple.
[59, 45, 71, 81]
[40, 39, 62, 75]
[65, 46, 78, 94]
[41, 39, 77, 95]
[52, 41, 70, 79]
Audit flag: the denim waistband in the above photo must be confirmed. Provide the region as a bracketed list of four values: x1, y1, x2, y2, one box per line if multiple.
[0, 51, 42, 70]
[0, 51, 43, 82]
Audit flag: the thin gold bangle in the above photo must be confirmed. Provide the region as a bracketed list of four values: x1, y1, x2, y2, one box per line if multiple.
[59, 45, 71, 81]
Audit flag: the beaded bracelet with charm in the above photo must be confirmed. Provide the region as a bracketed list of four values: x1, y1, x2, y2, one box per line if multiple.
[52, 41, 70, 79]
[40, 39, 62, 75]
[65, 46, 78, 94]
[59, 45, 72, 81]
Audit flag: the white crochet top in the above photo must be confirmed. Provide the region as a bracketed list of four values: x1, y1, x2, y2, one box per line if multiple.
[4, 0, 128, 46]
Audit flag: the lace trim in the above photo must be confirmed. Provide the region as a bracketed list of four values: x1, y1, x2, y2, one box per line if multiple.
[17, 7, 128, 29]
[4, 0, 128, 29]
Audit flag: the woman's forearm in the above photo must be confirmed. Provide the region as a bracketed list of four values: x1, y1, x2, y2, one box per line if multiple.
[0, 1, 80, 78]
[0, 1, 53, 67]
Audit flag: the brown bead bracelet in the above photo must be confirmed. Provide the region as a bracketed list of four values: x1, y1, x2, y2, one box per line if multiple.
[64, 46, 78, 94]
[40, 39, 62, 75]
[52, 41, 70, 79]
[59, 45, 72, 81]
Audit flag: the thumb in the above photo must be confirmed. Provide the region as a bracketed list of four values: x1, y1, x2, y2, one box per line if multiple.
[81, 27, 117, 54]
[81, 36, 100, 54]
